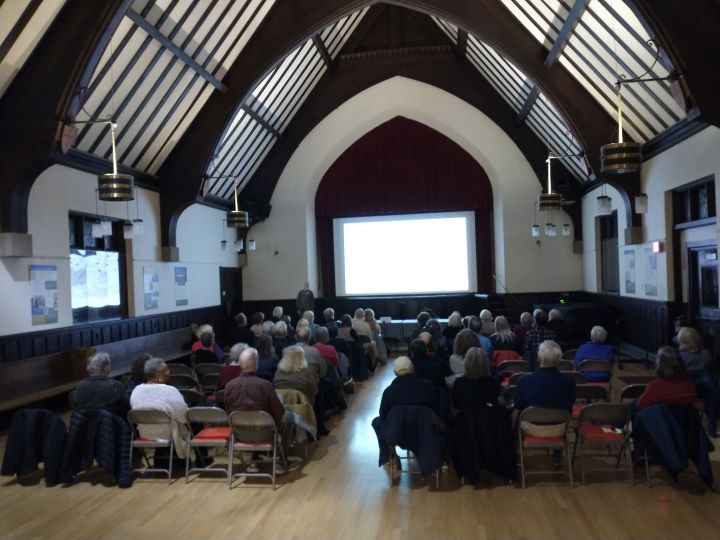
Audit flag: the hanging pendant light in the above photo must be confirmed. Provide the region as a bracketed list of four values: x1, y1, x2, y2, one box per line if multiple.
[226, 177, 249, 228]
[635, 193, 648, 214]
[98, 122, 135, 201]
[600, 86, 641, 174]
[597, 195, 612, 215]
[531, 224, 540, 237]
[561, 223, 571, 236]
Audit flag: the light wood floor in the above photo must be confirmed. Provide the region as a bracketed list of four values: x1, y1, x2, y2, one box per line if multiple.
[1, 360, 719, 540]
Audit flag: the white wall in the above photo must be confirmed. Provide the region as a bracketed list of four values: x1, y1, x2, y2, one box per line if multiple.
[0, 164, 237, 336]
[242, 76, 582, 300]
[582, 126, 720, 302]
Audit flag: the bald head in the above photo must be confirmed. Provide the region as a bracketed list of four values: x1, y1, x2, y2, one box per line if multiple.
[239, 347, 259, 373]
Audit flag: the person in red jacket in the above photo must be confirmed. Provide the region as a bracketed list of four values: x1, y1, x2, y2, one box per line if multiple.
[636, 346, 697, 410]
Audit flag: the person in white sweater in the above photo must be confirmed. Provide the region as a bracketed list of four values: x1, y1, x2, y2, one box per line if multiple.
[130, 357, 189, 458]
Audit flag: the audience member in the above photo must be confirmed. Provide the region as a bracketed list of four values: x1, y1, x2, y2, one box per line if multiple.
[313, 327, 340, 370]
[218, 342, 248, 389]
[514, 312, 535, 344]
[410, 338, 450, 387]
[490, 315, 520, 354]
[226, 348, 297, 473]
[191, 324, 222, 361]
[192, 331, 219, 365]
[256, 334, 279, 382]
[675, 328, 715, 437]
[479, 309, 495, 336]
[445, 329, 480, 388]
[130, 358, 190, 459]
[636, 346, 697, 411]
[126, 352, 153, 394]
[374, 356, 439, 423]
[272, 320, 296, 357]
[250, 312, 265, 338]
[451, 347, 501, 411]
[271, 305, 284, 323]
[74, 352, 130, 418]
[546, 309, 569, 345]
[322, 307, 339, 337]
[523, 310, 556, 362]
[514, 340, 575, 413]
[365, 308, 388, 365]
[228, 312, 256, 348]
[468, 315, 494, 360]
[408, 311, 431, 341]
[442, 311, 464, 353]
[573, 325, 613, 381]
[302, 310, 320, 341]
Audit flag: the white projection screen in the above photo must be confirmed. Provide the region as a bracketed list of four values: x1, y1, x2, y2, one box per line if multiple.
[333, 211, 477, 296]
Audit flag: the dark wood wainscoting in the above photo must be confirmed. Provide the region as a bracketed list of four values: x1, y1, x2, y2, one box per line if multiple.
[0, 306, 225, 364]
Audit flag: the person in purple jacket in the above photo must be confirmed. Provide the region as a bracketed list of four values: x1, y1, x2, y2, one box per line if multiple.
[573, 325, 614, 382]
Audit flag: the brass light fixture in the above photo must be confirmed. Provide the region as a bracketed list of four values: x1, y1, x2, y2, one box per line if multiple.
[226, 177, 250, 229]
[600, 86, 641, 174]
[533, 150, 579, 238]
[98, 122, 135, 201]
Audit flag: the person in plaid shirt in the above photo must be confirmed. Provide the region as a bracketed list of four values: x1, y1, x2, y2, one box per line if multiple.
[523, 310, 556, 367]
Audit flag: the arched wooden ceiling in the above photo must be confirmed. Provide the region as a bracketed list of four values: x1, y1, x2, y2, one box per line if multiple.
[0, 0, 718, 251]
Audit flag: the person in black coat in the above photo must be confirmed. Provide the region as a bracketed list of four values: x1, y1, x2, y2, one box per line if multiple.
[75, 352, 130, 419]
[410, 339, 450, 387]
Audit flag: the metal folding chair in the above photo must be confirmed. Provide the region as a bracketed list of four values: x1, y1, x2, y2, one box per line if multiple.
[572, 403, 632, 484]
[227, 410, 281, 490]
[518, 406, 573, 488]
[127, 409, 176, 484]
[185, 407, 230, 482]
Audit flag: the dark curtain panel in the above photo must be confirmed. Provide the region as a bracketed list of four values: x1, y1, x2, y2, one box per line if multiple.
[315, 116, 493, 296]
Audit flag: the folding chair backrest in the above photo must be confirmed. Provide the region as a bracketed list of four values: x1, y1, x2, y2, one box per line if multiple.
[575, 384, 608, 402]
[167, 374, 198, 389]
[564, 371, 587, 385]
[186, 406, 228, 425]
[519, 406, 570, 426]
[577, 359, 613, 373]
[503, 385, 517, 405]
[228, 410, 276, 442]
[356, 334, 371, 344]
[562, 349, 578, 360]
[201, 373, 219, 393]
[577, 403, 629, 426]
[128, 408, 172, 428]
[493, 349, 521, 367]
[215, 389, 225, 407]
[620, 384, 646, 402]
[168, 363, 193, 376]
[557, 360, 574, 372]
[179, 388, 204, 407]
[195, 363, 220, 377]
[508, 372, 528, 386]
[497, 360, 531, 375]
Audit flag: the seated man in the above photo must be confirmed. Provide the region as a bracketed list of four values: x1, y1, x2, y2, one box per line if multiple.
[574, 325, 614, 381]
[75, 352, 129, 418]
[371, 356, 440, 465]
[514, 340, 575, 439]
[410, 338, 450, 387]
[321, 307, 339, 337]
[272, 321, 296, 358]
[224, 347, 298, 474]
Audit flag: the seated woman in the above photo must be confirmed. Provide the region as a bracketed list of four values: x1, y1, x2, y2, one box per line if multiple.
[129, 357, 190, 460]
[445, 329, 480, 388]
[365, 308, 387, 365]
[126, 352, 153, 394]
[677, 327, 717, 437]
[573, 325, 614, 381]
[450, 347, 514, 484]
[636, 346, 697, 411]
[442, 311, 464, 355]
[218, 343, 248, 390]
[190, 324, 222, 362]
[489, 315, 520, 354]
[274, 346, 328, 436]
[256, 334, 279, 382]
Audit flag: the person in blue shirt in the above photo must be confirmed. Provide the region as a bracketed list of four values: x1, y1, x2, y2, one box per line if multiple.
[514, 340, 576, 413]
[573, 325, 614, 381]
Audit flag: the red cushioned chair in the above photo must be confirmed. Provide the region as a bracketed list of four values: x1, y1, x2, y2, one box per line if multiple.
[497, 360, 531, 388]
[185, 407, 230, 483]
[572, 403, 632, 485]
[492, 349, 521, 368]
[518, 407, 573, 488]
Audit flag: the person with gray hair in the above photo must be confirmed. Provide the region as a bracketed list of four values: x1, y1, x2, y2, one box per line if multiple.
[272, 320, 296, 357]
[514, 311, 535, 344]
[322, 307, 339, 337]
[74, 352, 129, 418]
[514, 340, 575, 413]
[218, 342, 249, 389]
[573, 325, 614, 381]
[271, 305, 283, 322]
[130, 358, 190, 459]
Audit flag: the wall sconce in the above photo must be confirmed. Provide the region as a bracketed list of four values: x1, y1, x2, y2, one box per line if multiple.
[635, 193, 648, 214]
[561, 223, 571, 236]
[597, 195, 612, 215]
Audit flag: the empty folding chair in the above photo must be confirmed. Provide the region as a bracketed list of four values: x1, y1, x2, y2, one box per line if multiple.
[166, 373, 199, 390]
[502, 385, 517, 408]
[577, 359, 613, 392]
[518, 406, 573, 488]
[200, 373, 219, 395]
[564, 371, 587, 386]
[127, 409, 176, 484]
[572, 403, 632, 484]
[195, 363, 220, 378]
[620, 384, 647, 404]
[227, 410, 281, 490]
[185, 407, 230, 482]
[168, 363, 194, 377]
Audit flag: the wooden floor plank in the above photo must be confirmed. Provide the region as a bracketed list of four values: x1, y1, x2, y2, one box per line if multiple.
[1, 359, 719, 540]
